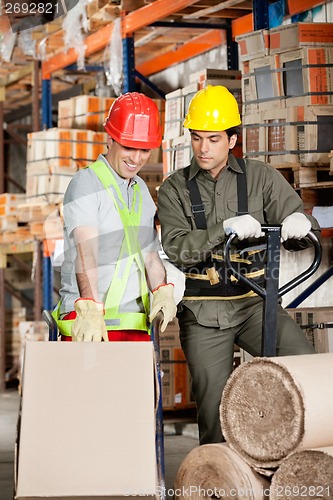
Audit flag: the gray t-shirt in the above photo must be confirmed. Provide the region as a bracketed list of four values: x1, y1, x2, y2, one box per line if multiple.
[59, 155, 160, 314]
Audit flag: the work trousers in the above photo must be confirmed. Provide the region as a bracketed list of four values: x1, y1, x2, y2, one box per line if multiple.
[177, 299, 315, 446]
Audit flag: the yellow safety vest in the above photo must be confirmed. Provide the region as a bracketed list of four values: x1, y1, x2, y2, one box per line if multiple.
[53, 160, 150, 336]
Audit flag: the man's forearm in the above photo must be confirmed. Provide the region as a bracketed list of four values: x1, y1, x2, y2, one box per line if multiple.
[145, 252, 167, 291]
[74, 232, 99, 301]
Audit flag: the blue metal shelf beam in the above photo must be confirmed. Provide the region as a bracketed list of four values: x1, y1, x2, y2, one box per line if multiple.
[253, 0, 269, 30]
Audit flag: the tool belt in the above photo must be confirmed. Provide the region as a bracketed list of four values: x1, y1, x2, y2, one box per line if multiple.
[183, 248, 266, 299]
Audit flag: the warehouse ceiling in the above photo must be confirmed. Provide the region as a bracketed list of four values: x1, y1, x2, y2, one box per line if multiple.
[0, 0, 253, 119]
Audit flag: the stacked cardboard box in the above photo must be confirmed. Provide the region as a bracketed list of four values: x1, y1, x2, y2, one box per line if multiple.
[159, 317, 195, 410]
[237, 22, 333, 168]
[162, 69, 242, 177]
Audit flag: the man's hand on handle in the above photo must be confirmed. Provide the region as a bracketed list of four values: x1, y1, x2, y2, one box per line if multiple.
[281, 213, 312, 242]
[72, 298, 109, 342]
[223, 214, 264, 240]
[150, 283, 177, 333]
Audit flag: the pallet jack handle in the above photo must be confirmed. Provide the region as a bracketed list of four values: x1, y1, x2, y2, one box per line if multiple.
[150, 312, 166, 500]
[225, 225, 322, 357]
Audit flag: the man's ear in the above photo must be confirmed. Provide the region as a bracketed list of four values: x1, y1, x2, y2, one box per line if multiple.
[229, 134, 238, 150]
[107, 135, 113, 149]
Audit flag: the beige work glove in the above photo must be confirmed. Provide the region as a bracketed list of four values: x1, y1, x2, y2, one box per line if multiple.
[223, 214, 264, 240]
[281, 212, 311, 242]
[72, 299, 109, 342]
[149, 284, 177, 333]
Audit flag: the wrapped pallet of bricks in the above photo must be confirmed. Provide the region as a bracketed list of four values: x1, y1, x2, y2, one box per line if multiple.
[0, 193, 26, 218]
[58, 95, 116, 131]
[0, 193, 28, 243]
[25, 128, 107, 205]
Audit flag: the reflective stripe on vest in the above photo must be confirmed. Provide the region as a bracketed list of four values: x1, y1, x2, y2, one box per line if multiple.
[54, 160, 150, 336]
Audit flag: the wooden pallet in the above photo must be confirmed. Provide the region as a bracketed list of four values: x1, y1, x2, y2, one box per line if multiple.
[274, 163, 333, 189]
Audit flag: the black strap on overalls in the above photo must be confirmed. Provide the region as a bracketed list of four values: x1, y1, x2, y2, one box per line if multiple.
[185, 157, 248, 230]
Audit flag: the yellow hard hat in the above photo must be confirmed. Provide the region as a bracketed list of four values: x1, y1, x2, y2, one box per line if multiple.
[183, 85, 241, 131]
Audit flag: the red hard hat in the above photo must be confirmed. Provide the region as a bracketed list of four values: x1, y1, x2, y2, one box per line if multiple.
[104, 92, 162, 149]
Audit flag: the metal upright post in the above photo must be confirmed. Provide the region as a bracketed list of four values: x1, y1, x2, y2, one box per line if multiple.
[41, 79, 54, 312]
[122, 35, 136, 93]
[226, 21, 238, 70]
[42, 78, 53, 129]
[261, 227, 281, 357]
[43, 249, 54, 313]
[253, 0, 269, 30]
[0, 99, 5, 391]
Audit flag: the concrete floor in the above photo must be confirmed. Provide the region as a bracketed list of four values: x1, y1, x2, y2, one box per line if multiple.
[0, 388, 199, 500]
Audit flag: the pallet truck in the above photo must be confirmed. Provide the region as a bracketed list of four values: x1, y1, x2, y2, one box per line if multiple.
[224, 225, 322, 357]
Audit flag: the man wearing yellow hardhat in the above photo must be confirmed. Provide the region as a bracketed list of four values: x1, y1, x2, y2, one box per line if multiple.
[157, 85, 320, 445]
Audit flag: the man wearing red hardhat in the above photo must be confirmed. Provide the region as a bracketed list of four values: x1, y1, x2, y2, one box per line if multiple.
[54, 92, 177, 342]
[157, 85, 320, 445]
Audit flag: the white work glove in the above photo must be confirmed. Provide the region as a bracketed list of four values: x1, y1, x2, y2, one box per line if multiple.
[149, 283, 177, 333]
[72, 298, 109, 342]
[281, 212, 311, 242]
[223, 214, 264, 240]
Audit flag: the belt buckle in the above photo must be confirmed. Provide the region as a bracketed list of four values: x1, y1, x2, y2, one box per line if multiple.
[206, 267, 220, 285]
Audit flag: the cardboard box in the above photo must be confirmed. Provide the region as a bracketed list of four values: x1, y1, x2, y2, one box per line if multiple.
[161, 345, 188, 410]
[25, 168, 73, 205]
[235, 29, 270, 61]
[242, 112, 265, 162]
[270, 22, 333, 54]
[243, 105, 333, 165]
[248, 54, 284, 112]
[287, 307, 333, 353]
[190, 68, 241, 84]
[15, 342, 158, 499]
[241, 70, 259, 115]
[57, 98, 75, 129]
[172, 135, 192, 172]
[159, 317, 180, 347]
[162, 135, 192, 177]
[295, 105, 333, 164]
[164, 89, 183, 140]
[182, 82, 199, 119]
[280, 47, 333, 106]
